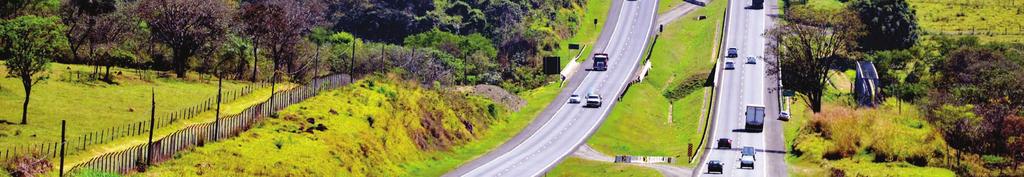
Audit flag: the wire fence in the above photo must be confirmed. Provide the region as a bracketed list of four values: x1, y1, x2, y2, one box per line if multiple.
[63, 74, 349, 176]
[0, 82, 269, 161]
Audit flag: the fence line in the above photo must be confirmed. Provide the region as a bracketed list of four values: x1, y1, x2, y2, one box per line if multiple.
[0, 82, 270, 161]
[63, 74, 350, 175]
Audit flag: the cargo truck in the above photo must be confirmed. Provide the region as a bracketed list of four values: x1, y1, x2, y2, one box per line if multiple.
[745, 104, 765, 132]
[593, 53, 609, 71]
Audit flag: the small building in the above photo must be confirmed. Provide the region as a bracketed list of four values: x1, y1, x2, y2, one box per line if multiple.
[854, 61, 881, 107]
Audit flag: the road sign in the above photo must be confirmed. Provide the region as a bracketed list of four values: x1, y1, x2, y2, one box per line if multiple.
[783, 89, 795, 97]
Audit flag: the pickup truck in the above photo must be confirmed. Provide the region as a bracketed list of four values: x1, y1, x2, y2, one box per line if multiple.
[745, 104, 765, 132]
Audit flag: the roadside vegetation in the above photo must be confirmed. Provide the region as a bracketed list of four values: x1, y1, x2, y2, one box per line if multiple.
[585, 0, 725, 167]
[134, 74, 562, 176]
[778, 0, 1024, 176]
[3, 0, 591, 175]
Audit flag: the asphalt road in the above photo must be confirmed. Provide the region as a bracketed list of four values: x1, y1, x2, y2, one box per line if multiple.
[694, 0, 787, 177]
[443, 0, 659, 176]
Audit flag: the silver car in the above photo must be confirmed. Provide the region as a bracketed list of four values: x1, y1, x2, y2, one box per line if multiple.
[569, 94, 581, 104]
[746, 56, 757, 64]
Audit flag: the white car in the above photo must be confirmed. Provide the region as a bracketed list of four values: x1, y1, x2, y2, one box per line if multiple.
[746, 56, 757, 64]
[584, 93, 602, 108]
[779, 111, 790, 121]
[569, 94, 581, 104]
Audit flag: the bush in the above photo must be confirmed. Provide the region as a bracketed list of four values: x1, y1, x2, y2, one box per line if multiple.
[663, 72, 709, 101]
[2, 153, 51, 177]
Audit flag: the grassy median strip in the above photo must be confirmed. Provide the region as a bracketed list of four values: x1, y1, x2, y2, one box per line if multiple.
[547, 157, 663, 177]
[584, 0, 726, 168]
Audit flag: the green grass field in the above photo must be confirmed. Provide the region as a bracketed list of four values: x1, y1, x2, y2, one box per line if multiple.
[803, 0, 845, 10]
[583, 0, 725, 167]
[0, 62, 258, 149]
[909, 0, 1024, 43]
[547, 157, 663, 177]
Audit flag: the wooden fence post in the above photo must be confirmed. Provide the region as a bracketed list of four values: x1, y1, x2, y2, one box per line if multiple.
[60, 120, 66, 177]
[146, 88, 156, 169]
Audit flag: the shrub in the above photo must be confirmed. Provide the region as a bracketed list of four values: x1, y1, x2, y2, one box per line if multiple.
[3, 153, 51, 177]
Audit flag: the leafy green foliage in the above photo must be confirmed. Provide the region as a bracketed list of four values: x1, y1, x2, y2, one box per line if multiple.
[663, 73, 709, 101]
[850, 0, 919, 50]
[404, 29, 498, 84]
[767, 6, 865, 112]
[0, 15, 68, 124]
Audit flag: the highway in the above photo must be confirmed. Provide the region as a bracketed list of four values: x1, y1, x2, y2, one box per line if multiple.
[694, 0, 788, 176]
[443, 0, 659, 176]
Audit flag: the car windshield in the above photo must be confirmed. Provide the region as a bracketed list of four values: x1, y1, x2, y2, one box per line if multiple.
[743, 147, 755, 155]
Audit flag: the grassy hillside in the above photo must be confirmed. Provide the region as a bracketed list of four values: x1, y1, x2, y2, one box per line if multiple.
[132, 75, 562, 177]
[547, 157, 662, 177]
[0, 62, 254, 148]
[585, 0, 726, 166]
[909, 0, 1024, 43]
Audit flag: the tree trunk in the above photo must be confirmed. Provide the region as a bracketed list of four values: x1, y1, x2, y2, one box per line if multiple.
[251, 39, 260, 82]
[20, 81, 31, 125]
[810, 91, 822, 113]
[104, 63, 112, 82]
[173, 48, 190, 79]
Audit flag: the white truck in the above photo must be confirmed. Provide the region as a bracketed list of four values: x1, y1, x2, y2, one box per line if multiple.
[745, 104, 765, 132]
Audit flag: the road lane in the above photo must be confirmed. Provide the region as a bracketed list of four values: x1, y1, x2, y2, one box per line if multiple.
[447, 0, 660, 176]
[695, 0, 785, 176]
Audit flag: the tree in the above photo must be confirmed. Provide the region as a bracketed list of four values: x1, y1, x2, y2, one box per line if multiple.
[89, 7, 135, 82]
[59, 0, 117, 70]
[766, 7, 865, 112]
[930, 104, 983, 166]
[0, 15, 68, 124]
[242, 0, 324, 79]
[138, 0, 230, 78]
[849, 0, 919, 51]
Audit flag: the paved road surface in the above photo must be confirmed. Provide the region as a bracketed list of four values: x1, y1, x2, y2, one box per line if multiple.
[443, 0, 659, 176]
[694, 0, 787, 177]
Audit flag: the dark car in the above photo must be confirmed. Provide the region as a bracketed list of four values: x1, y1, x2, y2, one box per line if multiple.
[727, 48, 738, 58]
[707, 160, 724, 174]
[717, 138, 732, 149]
[724, 60, 735, 70]
[742, 146, 756, 160]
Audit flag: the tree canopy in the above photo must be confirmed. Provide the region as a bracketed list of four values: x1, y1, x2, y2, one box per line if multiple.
[849, 0, 918, 50]
[0, 15, 68, 124]
[767, 6, 865, 112]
